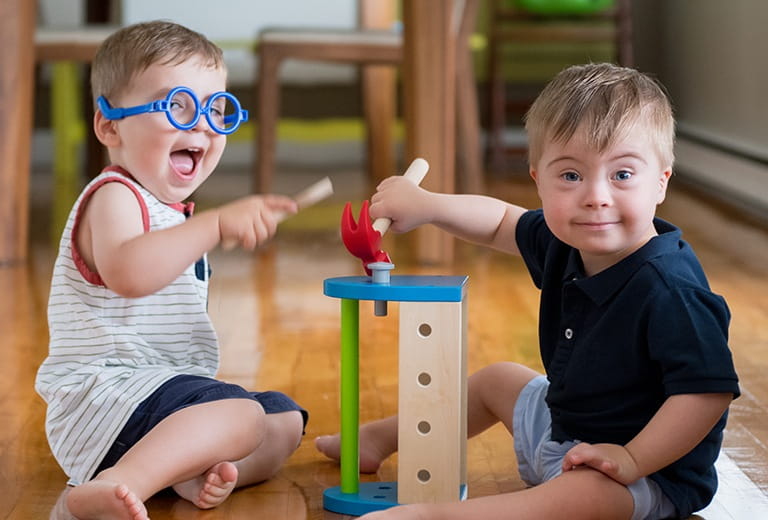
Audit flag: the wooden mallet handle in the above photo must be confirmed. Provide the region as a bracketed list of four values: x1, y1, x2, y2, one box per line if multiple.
[371, 158, 429, 236]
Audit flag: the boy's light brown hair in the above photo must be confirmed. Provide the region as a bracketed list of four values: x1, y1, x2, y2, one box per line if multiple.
[91, 20, 224, 105]
[524, 62, 675, 168]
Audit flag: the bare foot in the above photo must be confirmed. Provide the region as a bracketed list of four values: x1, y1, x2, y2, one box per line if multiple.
[66, 480, 148, 520]
[172, 461, 238, 509]
[315, 428, 390, 474]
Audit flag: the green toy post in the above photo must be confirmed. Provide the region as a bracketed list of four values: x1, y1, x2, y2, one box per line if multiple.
[340, 298, 360, 494]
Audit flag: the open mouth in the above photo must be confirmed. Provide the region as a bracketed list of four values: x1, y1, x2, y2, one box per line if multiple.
[169, 147, 202, 179]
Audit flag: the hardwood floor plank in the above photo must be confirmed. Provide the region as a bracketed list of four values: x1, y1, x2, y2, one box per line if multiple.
[693, 453, 768, 519]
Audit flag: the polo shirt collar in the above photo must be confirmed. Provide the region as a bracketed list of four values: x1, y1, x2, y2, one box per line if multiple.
[563, 218, 682, 306]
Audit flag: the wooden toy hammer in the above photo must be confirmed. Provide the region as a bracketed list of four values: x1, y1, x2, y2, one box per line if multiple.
[340, 158, 429, 274]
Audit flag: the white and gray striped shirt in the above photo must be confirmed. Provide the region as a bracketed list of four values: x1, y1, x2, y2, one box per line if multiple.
[35, 169, 219, 485]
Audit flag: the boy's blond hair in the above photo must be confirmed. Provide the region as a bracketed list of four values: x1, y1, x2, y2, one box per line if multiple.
[91, 20, 224, 104]
[524, 62, 675, 168]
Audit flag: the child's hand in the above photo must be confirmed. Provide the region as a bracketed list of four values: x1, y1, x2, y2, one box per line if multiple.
[216, 195, 297, 250]
[360, 504, 424, 520]
[562, 442, 640, 485]
[370, 176, 432, 233]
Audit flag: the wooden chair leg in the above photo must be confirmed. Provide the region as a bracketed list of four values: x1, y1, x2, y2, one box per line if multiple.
[255, 48, 281, 194]
[362, 64, 396, 187]
[0, 0, 35, 263]
[486, 27, 507, 174]
[616, 0, 634, 67]
[455, 44, 484, 194]
[360, 0, 398, 187]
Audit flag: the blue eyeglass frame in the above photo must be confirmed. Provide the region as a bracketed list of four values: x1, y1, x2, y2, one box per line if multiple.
[97, 86, 249, 135]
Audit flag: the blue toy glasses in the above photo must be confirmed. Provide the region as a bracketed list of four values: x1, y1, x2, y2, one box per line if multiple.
[97, 86, 248, 135]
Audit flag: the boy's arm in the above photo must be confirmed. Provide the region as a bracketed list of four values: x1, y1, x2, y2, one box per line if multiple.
[83, 182, 296, 297]
[562, 392, 733, 485]
[369, 176, 528, 255]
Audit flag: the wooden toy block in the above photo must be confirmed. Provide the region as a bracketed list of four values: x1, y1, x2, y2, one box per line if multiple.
[398, 299, 468, 504]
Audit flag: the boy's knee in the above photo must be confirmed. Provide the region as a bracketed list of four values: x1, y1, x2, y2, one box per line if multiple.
[472, 362, 540, 405]
[228, 399, 267, 451]
[273, 410, 305, 452]
[477, 361, 538, 385]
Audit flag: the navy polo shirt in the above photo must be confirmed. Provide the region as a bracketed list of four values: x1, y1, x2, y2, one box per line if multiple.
[516, 209, 740, 517]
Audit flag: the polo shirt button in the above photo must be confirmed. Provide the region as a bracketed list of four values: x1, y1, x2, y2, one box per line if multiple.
[564, 328, 573, 339]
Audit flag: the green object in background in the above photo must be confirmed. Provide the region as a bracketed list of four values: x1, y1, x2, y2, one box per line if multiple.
[51, 62, 86, 246]
[340, 298, 360, 494]
[515, 0, 614, 15]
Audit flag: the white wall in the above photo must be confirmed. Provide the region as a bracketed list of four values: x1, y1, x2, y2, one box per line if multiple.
[122, 0, 357, 39]
[634, 0, 768, 219]
[659, 1, 768, 163]
[38, 0, 84, 25]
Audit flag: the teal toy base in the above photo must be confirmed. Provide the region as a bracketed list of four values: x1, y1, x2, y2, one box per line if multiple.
[323, 482, 398, 516]
[323, 482, 468, 516]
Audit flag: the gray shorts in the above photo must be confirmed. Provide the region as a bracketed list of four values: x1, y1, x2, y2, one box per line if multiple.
[512, 376, 677, 520]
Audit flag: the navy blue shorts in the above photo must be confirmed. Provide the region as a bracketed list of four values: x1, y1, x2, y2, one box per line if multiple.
[94, 374, 308, 475]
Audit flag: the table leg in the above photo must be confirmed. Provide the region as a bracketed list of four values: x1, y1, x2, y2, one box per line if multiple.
[340, 298, 360, 494]
[0, 0, 36, 264]
[402, 0, 456, 265]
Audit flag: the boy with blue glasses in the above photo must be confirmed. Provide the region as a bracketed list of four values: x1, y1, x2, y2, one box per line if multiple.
[36, 20, 307, 519]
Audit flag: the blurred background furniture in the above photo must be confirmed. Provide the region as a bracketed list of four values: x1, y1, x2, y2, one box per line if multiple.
[30, 0, 115, 246]
[35, 26, 115, 242]
[0, 0, 36, 264]
[254, 0, 483, 196]
[485, 0, 633, 172]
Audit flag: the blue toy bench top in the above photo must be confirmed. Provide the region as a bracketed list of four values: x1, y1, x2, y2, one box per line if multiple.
[324, 275, 468, 302]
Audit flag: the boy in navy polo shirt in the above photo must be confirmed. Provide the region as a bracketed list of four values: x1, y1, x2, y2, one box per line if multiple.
[316, 63, 740, 519]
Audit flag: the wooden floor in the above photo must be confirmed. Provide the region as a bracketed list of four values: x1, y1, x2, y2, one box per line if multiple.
[3, 166, 768, 519]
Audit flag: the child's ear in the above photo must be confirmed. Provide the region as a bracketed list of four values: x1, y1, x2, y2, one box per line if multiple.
[93, 109, 120, 147]
[657, 167, 672, 204]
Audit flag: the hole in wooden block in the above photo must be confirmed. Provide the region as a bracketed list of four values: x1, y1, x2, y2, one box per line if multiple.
[417, 372, 431, 386]
[417, 420, 431, 434]
[418, 323, 432, 337]
[417, 469, 431, 482]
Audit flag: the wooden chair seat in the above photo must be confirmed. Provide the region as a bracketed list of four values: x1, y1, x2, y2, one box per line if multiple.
[261, 28, 402, 48]
[35, 26, 115, 62]
[258, 28, 402, 66]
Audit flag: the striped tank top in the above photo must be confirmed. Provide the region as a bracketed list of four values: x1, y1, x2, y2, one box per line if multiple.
[35, 168, 219, 485]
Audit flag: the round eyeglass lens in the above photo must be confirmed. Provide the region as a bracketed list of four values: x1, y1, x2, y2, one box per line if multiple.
[210, 95, 238, 132]
[168, 90, 198, 127]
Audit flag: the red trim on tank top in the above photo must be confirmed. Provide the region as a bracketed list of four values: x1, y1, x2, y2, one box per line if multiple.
[70, 167, 151, 286]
